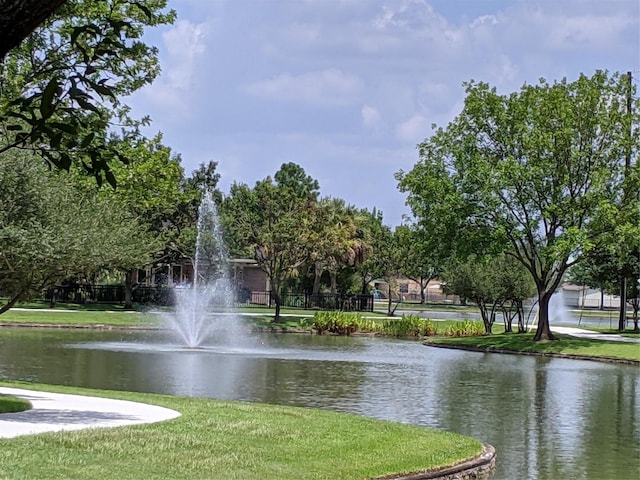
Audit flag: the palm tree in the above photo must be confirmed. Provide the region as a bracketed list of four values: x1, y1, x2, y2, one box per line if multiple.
[311, 198, 367, 294]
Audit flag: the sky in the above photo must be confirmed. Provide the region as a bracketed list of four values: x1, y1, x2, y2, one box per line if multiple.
[127, 0, 640, 227]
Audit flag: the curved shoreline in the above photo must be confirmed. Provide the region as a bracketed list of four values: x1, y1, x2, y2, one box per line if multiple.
[423, 341, 640, 366]
[0, 383, 493, 480]
[374, 443, 496, 480]
[1, 321, 637, 366]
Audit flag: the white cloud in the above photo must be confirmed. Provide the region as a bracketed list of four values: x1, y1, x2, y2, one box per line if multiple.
[161, 20, 208, 90]
[395, 114, 429, 142]
[127, 0, 639, 227]
[132, 19, 209, 118]
[243, 68, 363, 106]
[361, 104, 381, 128]
[470, 14, 499, 29]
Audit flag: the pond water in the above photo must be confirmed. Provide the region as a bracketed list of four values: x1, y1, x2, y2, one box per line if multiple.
[0, 327, 638, 480]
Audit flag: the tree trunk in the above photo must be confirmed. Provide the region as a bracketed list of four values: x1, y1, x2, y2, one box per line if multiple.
[516, 301, 526, 333]
[273, 291, 281, 323]
[618, 277, 627, 332]
[0, 292, 22, 315]
[329, 269, 337, 295]
[123, 270, 134, 310]
[534, 290, 555, 340]
[503, 307, 513, 333]
[360, 277, 367, 295]
[0, 0, 66, 59]
[312, 261, 323, 294]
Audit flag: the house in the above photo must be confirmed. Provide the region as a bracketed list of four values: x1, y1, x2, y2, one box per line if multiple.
[133, 258, 269, 292]
[561, 283, 620, 309]
[372, 277, 458, 303]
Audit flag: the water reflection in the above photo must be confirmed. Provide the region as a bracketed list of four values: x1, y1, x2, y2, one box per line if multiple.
[0, 328, 638, 480]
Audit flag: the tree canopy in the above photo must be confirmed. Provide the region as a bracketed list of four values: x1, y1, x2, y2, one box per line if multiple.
[222, 163, 320, 321]
[0, 0, 175, 185]
[398, 71, 638, 340]
[0, 0, 66, 59]
[0, 150, 154, 313]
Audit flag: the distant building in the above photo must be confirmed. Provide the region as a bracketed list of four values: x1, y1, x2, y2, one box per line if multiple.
[561, 283, 620, 309]
[372, 277, 458, 303]
[132, 258, 269, 292]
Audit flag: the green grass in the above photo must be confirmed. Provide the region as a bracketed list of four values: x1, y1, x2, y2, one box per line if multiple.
[0, 382, 481, 480]
[0, 394, 31, 413]
[0, 308, 159, 327]
[10, 300, 143, 312]
[427, 332, 640, 362]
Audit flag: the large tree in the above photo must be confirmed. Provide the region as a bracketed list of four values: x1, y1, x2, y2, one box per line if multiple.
[398, 71, 638, 340]
[310, 198, 366, 295]
[0, 0, 175, 184]
[0, 150, 154, 313]
[222, 164, 319, 322]
[0, 0, 66, 59]
[98, 135, 209, 307]
[394, 224, 441, 304]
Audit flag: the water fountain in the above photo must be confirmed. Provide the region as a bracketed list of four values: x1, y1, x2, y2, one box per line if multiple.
[526, 289, 574, 331]
[163, 190, 236, 348]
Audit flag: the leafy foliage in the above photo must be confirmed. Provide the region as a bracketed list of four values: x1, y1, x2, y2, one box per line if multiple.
[312, 311, 360, 335]
[222, 163, 320, 321]
[441, 320, 484, 337]
[0, 150, 155, 313]
[394, 224, 440, 304]
[309, 198, 367, 295]
[398, 71, 638, 340]
[376, 314, 438, 337]
[0, 0, 175, 185]
[442, 255, 535, 334]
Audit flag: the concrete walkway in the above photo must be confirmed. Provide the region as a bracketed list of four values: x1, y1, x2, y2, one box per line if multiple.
[0, 387, 180, 438]
[551, 326, 640, 343]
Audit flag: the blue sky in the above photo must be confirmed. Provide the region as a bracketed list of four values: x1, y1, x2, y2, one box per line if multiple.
[127, 0, 639, 226]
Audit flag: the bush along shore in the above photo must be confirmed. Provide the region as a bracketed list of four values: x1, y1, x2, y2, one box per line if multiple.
[305, 312, 640, 364]
[309, 311, 483, 338]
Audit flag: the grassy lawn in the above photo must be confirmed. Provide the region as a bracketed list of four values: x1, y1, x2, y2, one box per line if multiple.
[0, 308, 160, 327]
[0, 382, 481, 480]
[427, 333, 640, 362]
[0, 394, 31, 413]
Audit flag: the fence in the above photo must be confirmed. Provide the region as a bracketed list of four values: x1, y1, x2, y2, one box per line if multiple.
[42, 285, 176, 306]
[41, 285, 374, 312]
[228, 291, 374, 312]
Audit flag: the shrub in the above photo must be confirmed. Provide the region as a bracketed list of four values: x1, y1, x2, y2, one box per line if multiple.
[442, 320, 484, 337]
[312, 311, 360, 335]
[377, 314, 437, 338]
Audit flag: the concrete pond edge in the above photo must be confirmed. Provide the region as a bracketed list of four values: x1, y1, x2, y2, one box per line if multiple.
[373, 443, 496, 480]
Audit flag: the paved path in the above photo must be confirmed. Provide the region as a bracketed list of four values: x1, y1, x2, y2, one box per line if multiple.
[550, 326, 640, 343]
[0, 387, 180, 438]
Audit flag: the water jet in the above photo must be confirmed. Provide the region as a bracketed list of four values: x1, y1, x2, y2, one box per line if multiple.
[163, 191, 238, 348]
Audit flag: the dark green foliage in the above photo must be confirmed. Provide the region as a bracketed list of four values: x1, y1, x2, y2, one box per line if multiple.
[442, 321, 484, 337]
[377, 314, 438, 337]
[0, 0, 175, 185]
[0, 394, 32, 413]
[312, 311, 360, 335]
